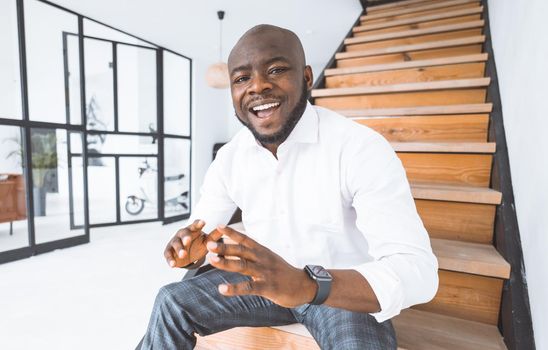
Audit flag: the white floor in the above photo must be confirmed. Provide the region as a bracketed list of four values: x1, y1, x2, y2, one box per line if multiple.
[0, 220, 190, 350]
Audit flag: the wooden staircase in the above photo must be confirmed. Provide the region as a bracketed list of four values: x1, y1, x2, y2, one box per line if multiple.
[196, 0, 510, 348]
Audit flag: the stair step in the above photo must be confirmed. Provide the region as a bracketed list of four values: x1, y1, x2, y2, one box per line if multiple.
[368, 0, 435, 12]
[361, 0, 479, 22]
[354, 7, 484, 33]
[411, 182, 502, 204]
[345, 20, 484, 46]
[338, 103, 492, 117]
[368, 0, 440, 13]
[336, 36, 485, 60]
[326, 54, 487, 77]
[394, 309, 507, 349]
[391, 142, 495, 153]
[312, 77, 490, 98]
[432, 238, 510, 279]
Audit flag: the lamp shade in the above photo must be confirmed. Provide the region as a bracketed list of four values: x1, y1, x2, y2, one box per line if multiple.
[206, 62, 230, 89]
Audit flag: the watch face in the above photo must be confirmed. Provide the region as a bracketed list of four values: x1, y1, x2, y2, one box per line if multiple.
[308, 265, 332, 280]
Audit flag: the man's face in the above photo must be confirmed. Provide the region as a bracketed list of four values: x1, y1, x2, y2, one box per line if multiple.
[228, 30, 313, 145]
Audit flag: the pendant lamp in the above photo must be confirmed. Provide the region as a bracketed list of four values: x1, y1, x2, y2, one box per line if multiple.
[206, 11, 230, 89]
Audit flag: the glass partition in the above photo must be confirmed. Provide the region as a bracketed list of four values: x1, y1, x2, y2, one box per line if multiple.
[0, 0, 23, 120]
[164, 51, 191, 136]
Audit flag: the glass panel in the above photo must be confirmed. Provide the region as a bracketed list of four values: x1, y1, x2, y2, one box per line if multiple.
[164, 138, 190, 218]
[87, 157, 116, 224]
[119, 157, 158, 222]
[66, 34, 82, 125]
[164, 51, 191, 136]
[31, 128, 85, 243]
[87, 134, 157, 155]
[117, 44, 157, 133]
[84, 19, 155, 48]
[0, 0, 23, 119]
[25, 0, 81, 124]
[0, 125, 29, 252]
[84, 38, 114, 131]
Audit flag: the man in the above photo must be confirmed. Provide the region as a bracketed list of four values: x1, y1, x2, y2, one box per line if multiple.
[139, 24, 438, 349]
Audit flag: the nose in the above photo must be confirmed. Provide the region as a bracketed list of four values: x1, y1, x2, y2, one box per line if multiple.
[248, 72, 272, 95]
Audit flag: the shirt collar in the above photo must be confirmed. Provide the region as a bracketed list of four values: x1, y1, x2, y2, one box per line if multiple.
[243, 101, 319, 149]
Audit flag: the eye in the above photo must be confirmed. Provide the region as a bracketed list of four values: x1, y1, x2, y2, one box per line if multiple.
[233, 76, 249, 84]
[269, 67, 287, 75]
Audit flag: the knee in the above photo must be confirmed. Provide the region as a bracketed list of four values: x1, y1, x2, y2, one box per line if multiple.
[154, 281, 195, 312]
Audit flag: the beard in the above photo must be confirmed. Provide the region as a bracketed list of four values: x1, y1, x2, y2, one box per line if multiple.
[235, 80, 309, 145]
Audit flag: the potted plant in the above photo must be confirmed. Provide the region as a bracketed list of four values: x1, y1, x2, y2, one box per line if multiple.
[30, 131, 58, 216]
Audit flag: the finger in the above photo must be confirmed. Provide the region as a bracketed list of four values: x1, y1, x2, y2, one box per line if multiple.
[209, 255, 258, 275]
[218, 280, 264, 297]
[206, 228, 224, 243]
[163, 245, 177, 267]
[171, 238, 185, 259]
[188, 219, 205, 232]
[217, 225, 256, 248]
[206, 241, 256, 261]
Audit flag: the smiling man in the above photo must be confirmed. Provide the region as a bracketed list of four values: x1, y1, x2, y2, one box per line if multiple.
[139, 25, 438, 350]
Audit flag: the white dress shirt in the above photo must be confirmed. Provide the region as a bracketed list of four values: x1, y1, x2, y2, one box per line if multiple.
[190, 102, 439, 322]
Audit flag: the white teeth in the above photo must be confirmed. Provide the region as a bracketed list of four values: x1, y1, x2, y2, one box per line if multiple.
[252, 102, 280, 111]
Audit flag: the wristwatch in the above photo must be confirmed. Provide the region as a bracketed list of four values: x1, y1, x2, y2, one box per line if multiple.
[304, 265, 332, 305]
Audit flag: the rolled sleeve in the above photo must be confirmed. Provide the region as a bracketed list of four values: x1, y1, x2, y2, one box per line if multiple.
[345, 132, 439, 321]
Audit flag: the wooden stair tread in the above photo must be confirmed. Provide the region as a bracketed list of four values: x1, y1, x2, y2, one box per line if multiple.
[394, 309, 507, 350]
[411, 182, 502, 204]
[336, 36, 485, 60]
[345, 20, 484, 45]
[354, 7, 484, 33]
[360, 0, 479, 21]
[196, 309, 506, 350]
[391, 141, 495, 153]
[336, 103, 493, 117]
[368, 0, 435, 12]
[326, 54, 487, 76]
[432, 238, 510, 278]
[312, 78, 490, 98]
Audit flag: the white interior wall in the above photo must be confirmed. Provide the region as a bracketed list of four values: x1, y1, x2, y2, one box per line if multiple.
[487, 1, 548, 348]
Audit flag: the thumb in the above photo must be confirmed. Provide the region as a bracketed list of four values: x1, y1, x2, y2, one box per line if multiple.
[206, 228, 224, 242]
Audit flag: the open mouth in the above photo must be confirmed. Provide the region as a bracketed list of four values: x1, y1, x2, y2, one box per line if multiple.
[249, 101, 281, 119]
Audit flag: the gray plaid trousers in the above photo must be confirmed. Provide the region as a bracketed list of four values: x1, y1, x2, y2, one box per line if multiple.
[138, 269, 396, 349]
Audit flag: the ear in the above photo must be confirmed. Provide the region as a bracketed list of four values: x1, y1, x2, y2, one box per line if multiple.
[304, 65, 314, 90]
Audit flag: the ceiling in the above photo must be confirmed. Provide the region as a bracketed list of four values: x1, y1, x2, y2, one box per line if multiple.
[47, 0, 362, 76]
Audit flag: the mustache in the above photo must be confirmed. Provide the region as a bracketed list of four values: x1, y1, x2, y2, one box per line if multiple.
[244, 94, 284, 110]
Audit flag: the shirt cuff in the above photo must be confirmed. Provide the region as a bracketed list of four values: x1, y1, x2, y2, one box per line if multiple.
[353, 260, 404, 323]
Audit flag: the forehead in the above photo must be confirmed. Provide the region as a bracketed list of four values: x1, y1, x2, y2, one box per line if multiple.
[228, 32, 299, 72]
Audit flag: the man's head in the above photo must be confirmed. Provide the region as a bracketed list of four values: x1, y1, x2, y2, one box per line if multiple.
[228, 25, 313, 148]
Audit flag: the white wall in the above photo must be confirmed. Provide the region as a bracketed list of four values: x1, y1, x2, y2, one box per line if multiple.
[487, 1, 548, 348]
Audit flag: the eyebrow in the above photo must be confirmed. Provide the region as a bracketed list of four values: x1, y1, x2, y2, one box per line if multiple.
[230, 56, 291, 75]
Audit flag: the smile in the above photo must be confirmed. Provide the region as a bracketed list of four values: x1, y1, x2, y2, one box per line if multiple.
[249, 101, 281, 119]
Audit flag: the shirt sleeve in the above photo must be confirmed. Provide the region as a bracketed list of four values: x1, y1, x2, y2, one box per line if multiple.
[189, 149, 238, 234]
[345, 132, 439, 322]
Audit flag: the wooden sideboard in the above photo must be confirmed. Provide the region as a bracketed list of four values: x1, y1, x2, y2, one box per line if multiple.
[0, 174, 27, 234]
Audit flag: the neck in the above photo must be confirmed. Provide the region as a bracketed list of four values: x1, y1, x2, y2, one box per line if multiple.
[261, 142, 280, 159]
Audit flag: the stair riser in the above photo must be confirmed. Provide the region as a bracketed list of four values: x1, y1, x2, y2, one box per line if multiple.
[354, 114, 489, 142]
[314, 89, 486, 109]
[362, 2, 481, 25]
[415, 270, 503, 325]
[326, 63, 486, 88]
[367, 0, 438, 15]
[337, 45, 483, 68]
[354, 14, 481, 36]
[399, 153, 492, 187]
[346, 29, 483, 52]
[416, 199, 495, 243]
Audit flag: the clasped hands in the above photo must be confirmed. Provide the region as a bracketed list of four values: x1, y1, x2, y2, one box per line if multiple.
[164, 220, 317, 308]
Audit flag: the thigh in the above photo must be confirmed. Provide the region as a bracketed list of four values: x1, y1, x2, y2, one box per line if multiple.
[160, 268, 297, 336]
[298, 305, 397, 350]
